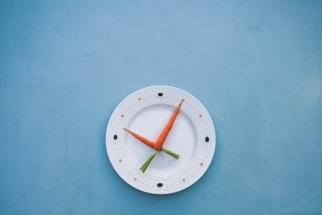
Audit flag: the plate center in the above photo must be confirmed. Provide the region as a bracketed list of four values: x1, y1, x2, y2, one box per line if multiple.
[125, 104, 197, 176]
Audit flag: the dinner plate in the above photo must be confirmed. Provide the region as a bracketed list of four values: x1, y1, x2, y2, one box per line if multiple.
[106, 86, 216, 194]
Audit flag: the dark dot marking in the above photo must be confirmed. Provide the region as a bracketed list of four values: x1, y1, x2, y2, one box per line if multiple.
[205, 137, 209, 142]
[158, 93, 163, 97]
[114, 135, 117, 140]
[157, 183, 163, 187]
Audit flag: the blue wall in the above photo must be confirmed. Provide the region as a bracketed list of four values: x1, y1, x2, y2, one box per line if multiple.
[1, 0, 321, 214]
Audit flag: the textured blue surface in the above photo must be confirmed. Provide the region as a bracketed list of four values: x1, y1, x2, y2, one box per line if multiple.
[1, 0, 322, 214]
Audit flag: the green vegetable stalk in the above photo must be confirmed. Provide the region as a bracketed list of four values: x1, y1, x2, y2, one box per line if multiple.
[140, 150, 157, 173]
[140, 148, 180, 173]
[162, 148, 180, 159]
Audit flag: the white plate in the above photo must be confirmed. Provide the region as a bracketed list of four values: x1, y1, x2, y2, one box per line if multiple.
[106, 86, 216, 194]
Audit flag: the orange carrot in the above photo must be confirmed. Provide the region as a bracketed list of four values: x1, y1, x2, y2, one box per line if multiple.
[154, 99, 184, 151]
[123, 128, 155, 148]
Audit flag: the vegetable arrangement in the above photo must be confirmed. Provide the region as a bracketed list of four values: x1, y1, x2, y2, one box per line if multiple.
[124, 99, 184, 173]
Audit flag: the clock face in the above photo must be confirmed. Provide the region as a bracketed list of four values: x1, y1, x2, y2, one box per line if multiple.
[106, 86, 216, 194]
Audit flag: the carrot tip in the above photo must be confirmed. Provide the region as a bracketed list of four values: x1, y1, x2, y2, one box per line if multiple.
[178, 99, 184, 106]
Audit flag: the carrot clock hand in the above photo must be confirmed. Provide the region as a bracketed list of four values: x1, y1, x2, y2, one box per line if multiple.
[154, 99, 184, 151]
[123, 128, 179, 159]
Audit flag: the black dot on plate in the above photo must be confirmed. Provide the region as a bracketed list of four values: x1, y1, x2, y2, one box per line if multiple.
[114, 135, 117, 140]
[205, 137, 209, 142]
[157, 183, 163, 187]
[158, 93, 163, 97]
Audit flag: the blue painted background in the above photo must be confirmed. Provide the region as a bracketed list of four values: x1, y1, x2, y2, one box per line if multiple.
[1, 0, 322, 214]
